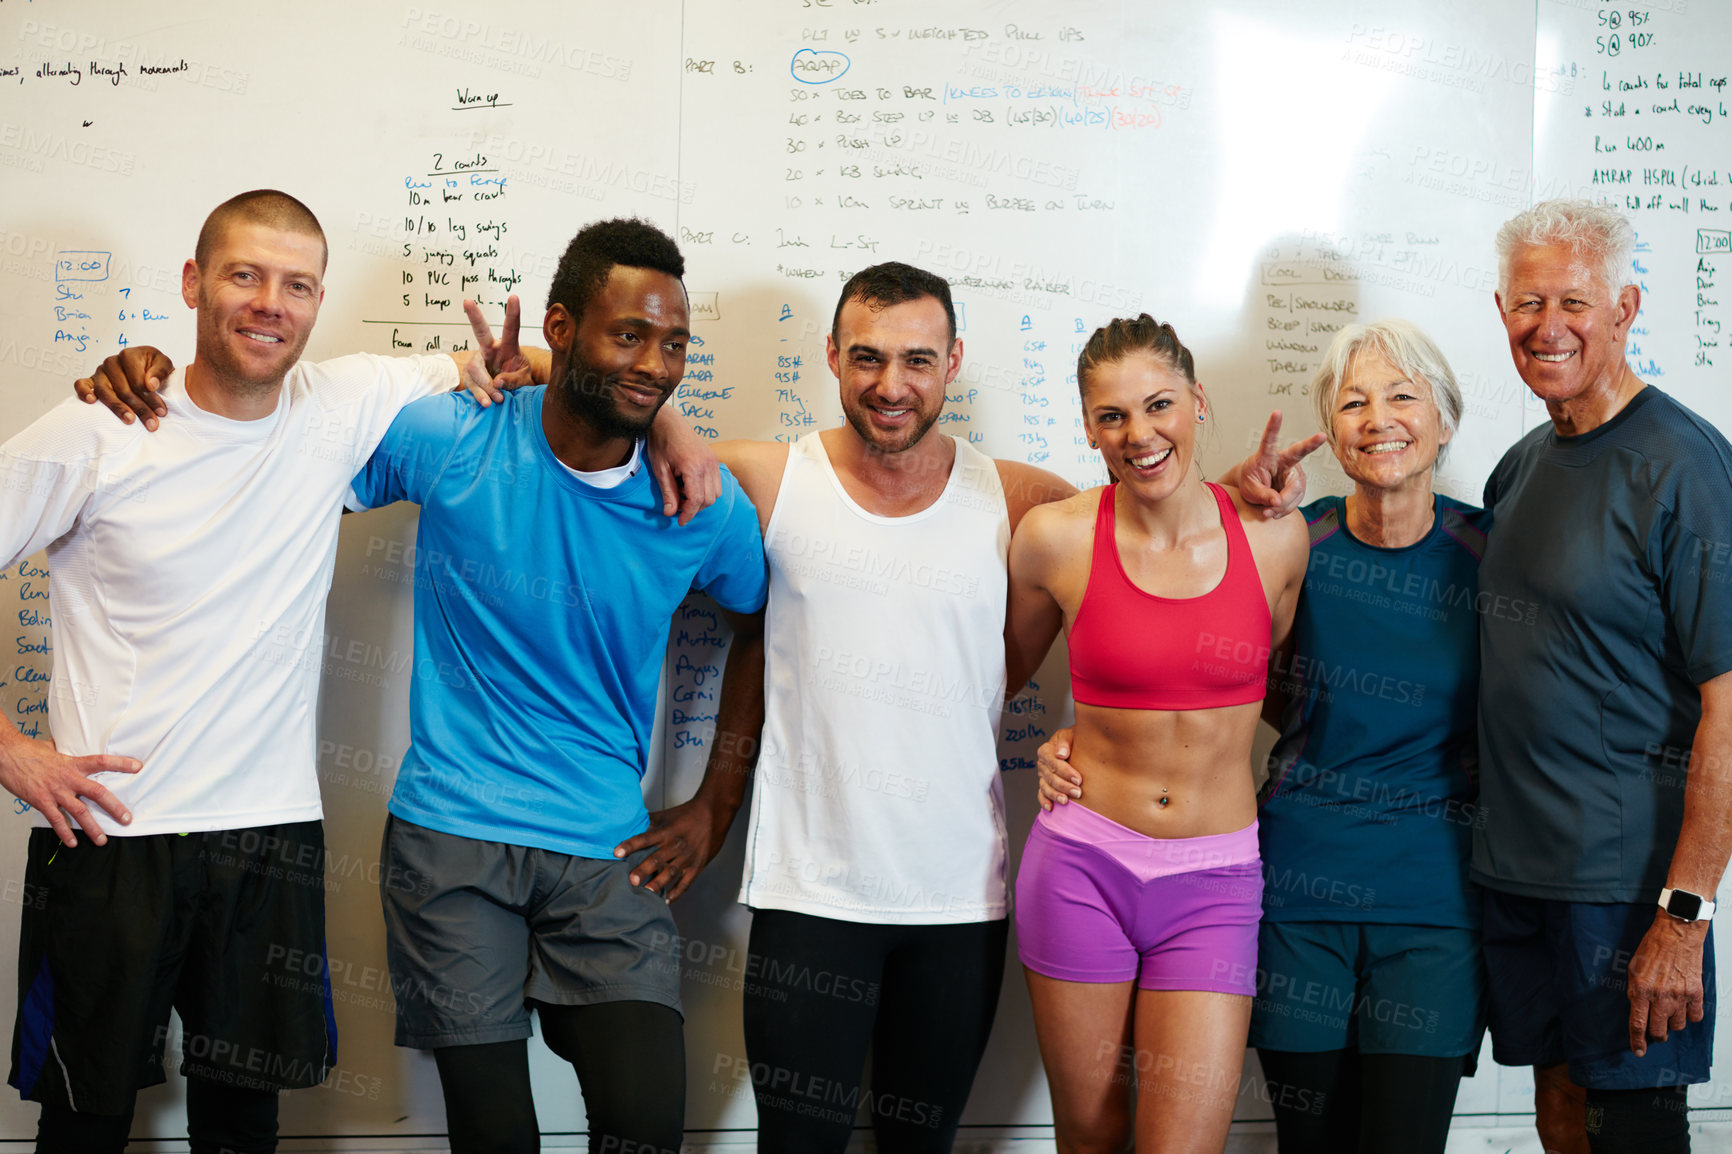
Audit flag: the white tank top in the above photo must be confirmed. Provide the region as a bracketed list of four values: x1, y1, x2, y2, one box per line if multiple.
[739, 432, 1011, 924]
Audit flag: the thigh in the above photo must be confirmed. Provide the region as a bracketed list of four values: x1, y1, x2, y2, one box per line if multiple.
[870, 919, 1008, 1151]
[1558, 902, 1716, 1090]
[432, 1040, 539, 1154]
[9, 829, 187, 1116]
[539, 1001, 685, 1154]
[1480, 889, 1565, 1069]
[744, 909, 889, 1154]
[1015, 818, 1140, 985]
[1253, 1048, 1360, 1154]
[1131, 989, 1252, 1154]
[380, 816, 535, 1048]
[1357, 1052, 1465, 1154]
[1134, 861, 1264, 996]
[526, 845, 682, 1014]
[1357, 924, 1486, 1058]
[1024, 970, 1136, 1152]
[1247, 921, 1359, 1053]
[179, 822, 334, 1093]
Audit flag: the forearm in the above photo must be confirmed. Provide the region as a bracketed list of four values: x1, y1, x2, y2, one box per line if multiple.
[1664, 695, 1732, 896]
[693, 615, 766, 816]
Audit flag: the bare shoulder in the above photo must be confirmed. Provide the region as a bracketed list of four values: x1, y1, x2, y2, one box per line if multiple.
[993, 459, 1079, 533]
[716, 439, 789, 505]
[1018, 485, 1099, 548]
[1224, 484, 1308, 572]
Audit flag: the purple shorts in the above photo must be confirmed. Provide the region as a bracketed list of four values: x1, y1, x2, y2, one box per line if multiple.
[1015, 802, 1263, 996]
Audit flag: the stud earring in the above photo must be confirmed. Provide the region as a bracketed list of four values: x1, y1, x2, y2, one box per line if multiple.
[1196, 413, 1206, 424]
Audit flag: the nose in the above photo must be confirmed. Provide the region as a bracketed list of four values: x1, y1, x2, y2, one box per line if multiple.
[1535, 302, 1568, 343]
[1125, 408, 1159, 445]
[250, 277, 285, 316]
[632, 336, 670, 382]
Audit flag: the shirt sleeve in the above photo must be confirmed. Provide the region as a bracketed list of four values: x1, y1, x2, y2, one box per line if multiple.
[346, 392, 471, 512]
[1656, 451, 1732, 685]
[0, 410, 103, 568]
[304, 352, 460, 475]
[689, 470, 768, 614]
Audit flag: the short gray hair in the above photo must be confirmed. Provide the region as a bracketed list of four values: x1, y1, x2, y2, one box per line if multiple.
[1495, 199, 1634, 299]
[1309, 319, 1464, 462]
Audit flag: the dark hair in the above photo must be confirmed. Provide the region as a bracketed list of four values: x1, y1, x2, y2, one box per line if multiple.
[196, 189, 326, 271]
[831, 262, 956, 343]
[547, 218, 685, 321]
[1076, 314, 1196, 397]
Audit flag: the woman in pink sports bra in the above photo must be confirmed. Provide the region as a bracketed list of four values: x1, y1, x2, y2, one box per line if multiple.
[1006, 315, 1309, 1154]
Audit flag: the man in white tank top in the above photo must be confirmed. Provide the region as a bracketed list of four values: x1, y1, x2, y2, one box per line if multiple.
[613, 264, 1073, 1153]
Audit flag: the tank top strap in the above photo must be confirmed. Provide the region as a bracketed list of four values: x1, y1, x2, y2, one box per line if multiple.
[1092, 483, 1119, 555]
[1205, 481, 1266, 602]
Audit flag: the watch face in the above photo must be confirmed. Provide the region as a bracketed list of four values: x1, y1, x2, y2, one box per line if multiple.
[1669, 891, 1705, 920]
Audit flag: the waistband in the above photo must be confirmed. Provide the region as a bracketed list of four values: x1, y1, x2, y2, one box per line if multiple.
[1037, 801, 1259, 879]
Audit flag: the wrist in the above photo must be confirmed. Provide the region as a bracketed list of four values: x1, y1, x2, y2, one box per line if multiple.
[1659, 886, 1717, 923]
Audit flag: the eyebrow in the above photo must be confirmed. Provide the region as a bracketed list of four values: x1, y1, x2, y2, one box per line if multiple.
[847, 342, 940, 359]
[618, 316, 690, 339]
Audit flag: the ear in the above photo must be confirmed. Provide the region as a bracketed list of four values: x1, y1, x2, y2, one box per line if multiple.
[1191, 379, 1210, 423]
[826, 332, 841, 380]
[181, 258, 200, 310]
[1614, 283, 1641, 337]
[544, 304, 575, 352]
[945, 337, 964, 385]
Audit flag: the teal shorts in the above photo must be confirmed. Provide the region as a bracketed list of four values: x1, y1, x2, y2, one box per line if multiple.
[1247, 920, 1485, 1057]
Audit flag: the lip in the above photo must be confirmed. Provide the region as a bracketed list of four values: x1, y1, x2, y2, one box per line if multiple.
[1358, 439, 1412, 456]
[614, 380, 667, 407]
[1528, 348, 1577, 364]
[1122, 445, 1174, 478]
[235, 327, 287, 346]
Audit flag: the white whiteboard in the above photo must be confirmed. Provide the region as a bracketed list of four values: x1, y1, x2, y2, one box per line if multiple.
[0, 0, 1728, 1145]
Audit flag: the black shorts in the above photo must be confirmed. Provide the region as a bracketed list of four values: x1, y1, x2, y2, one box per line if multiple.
[8, 822, 336, 1115]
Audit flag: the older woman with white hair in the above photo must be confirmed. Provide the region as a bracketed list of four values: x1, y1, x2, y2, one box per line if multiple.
[1040, 318, 1488, 1153]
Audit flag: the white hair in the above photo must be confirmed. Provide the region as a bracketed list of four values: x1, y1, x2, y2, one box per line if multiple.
[1495, 199, 1635, 298]
[1309, 319, 1464, 463]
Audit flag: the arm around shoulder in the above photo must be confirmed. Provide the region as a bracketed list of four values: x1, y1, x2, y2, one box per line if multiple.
[996, 459, 1078, 533]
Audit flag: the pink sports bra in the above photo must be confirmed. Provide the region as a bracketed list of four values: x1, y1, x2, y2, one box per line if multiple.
[1068, 482, 1272, 710]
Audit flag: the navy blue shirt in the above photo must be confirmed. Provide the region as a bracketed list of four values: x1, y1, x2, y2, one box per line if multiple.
[1260, 494, 1487, 928]
[1474, 387, 1732, 902]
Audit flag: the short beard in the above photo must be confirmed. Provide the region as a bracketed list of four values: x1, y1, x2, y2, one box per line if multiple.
[842, 401, 940, 457]
[551, 354, 664, 440]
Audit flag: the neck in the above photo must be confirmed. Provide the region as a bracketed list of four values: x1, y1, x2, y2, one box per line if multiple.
[542, 385, 636, 472]
[1547, 363, 1647, 437]
[1346, 480, 1435, 548]
[827, 422, 954, 497]
[182, 359, 283, 422]
[1116, 474, 1218, 547]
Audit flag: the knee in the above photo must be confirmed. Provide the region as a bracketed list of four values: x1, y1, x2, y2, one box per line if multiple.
[1534, 1066, 1588, 1154]
[1053, 1117, 1133, 1154]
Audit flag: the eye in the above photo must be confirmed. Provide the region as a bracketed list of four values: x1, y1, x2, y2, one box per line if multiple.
[233, 270, 254, 283]
[618, 331, 640, 344]
[1338, 398, 1364, 411]
[1151, 398, 1172, 411]
[664, 340, 686, 355]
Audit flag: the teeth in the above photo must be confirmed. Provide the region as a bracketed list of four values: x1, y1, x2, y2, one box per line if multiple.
[1363, 442, 1410, 455]
[240, 331, 282, 344]
[1533, 351, 1574, 362]
[877, 408, 910, 417]
[1129, 448, 1173, 468]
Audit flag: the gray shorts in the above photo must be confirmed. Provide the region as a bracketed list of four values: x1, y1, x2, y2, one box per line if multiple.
[380, 814, 682, 1049]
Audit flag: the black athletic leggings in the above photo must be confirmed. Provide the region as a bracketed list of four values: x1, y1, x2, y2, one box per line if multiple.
[1255, 1048, 1466, 1154]
[433, 1000, 685, 1154]
[36, 1069, 279, 1154]
[743, 909, 1008, 1154]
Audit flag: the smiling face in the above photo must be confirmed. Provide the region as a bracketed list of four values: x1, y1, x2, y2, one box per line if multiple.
[1329, 347, 1451, 496]
[829, 294, 961, 455]
[182, 219, 325, 396]
[1081, 352, 1204, 501]
[547, 264, 689, 438]
[1496, 242, 1639, 410]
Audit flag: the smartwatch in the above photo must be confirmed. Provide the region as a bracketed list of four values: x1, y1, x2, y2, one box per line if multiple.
[1658, 888, 1717, 923]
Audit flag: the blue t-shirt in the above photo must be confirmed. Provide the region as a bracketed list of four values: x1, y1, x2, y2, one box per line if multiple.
[1474, 386, 1732, 902]
[1259, 493, 1488, 928]
[348, 387, 768, 858]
